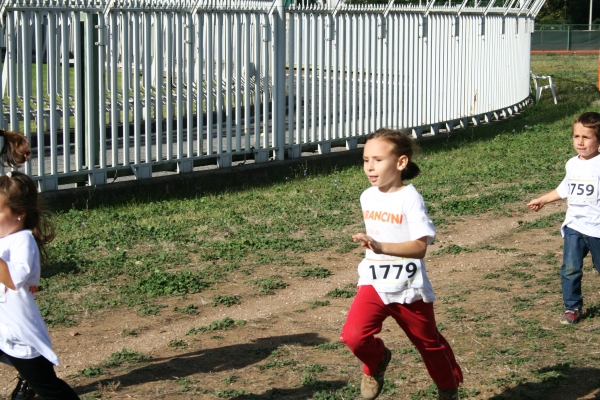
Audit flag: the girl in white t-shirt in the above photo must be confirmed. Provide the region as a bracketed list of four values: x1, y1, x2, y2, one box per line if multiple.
[528, 111, 600, 325]
[340, 129, 462, 400]
[0, 130, 79, 400]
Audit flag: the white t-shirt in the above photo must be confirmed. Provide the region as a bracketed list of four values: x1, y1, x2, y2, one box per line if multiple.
[556, 154, 600, 238]
[356, 185, 437, 304]
[0, 230, 59, 365]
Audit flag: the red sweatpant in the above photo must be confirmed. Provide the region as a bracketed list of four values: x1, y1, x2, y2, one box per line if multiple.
[340, 285, 463, 390]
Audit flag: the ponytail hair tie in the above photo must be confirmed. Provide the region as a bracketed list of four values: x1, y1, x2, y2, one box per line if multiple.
[5, 171, 11, 178]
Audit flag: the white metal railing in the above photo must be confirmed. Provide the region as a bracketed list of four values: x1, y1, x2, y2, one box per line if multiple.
[0, 0, 542, 191]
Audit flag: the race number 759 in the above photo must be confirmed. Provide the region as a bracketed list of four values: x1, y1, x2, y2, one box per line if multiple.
[569, 183, 595, 196]
[567, 176, 598, 205]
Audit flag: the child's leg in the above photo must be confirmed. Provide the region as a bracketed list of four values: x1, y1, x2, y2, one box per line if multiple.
[4, 353, 79, 400]
[583, 233, 600, 276]
[388, 300, 462, 390]
[561, 226, 588, 311]
[340, 285, 389, 376]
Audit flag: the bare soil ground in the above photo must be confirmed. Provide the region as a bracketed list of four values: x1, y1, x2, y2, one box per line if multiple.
[2, 199, 600, 400]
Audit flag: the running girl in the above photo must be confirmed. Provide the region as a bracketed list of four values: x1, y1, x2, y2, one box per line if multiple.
[0, 129, 80, 400]
[340, 128, 463, 400]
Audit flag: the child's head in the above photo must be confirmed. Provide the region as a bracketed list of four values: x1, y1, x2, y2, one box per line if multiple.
[0, 130, 54, 260]
[574, 112, 600, 141]
[363, 129, 420, 191]
[365, 128, 420, 180]
[573, 112, 600, 161]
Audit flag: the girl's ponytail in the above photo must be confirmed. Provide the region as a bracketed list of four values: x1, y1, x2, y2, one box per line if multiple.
[401, 161, 420, 181]
[0, 129, 31, 168]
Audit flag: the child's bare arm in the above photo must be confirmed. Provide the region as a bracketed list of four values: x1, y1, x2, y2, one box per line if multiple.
[527, 190, 561, 212]
[352, 233, 428, 259]
[0, 259, 16, 290]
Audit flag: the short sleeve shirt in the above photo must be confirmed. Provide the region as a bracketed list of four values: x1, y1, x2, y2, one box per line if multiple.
[356, 185, 437, 304]
[556, 155, 600, 238]
[0, 230, 59, 364]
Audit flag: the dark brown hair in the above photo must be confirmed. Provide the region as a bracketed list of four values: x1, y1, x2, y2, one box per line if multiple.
[0, 130, 55, 263]
[365, 128, 421, 181]
[0, 130, 31, 167]
[574, 112, 600, 140]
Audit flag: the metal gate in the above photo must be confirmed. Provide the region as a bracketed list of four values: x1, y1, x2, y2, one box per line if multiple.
[0, 0, 543, 191]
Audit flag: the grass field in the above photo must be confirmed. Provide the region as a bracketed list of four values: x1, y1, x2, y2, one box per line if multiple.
[31, 53, 600, 399]
[41, 54, 598, 327]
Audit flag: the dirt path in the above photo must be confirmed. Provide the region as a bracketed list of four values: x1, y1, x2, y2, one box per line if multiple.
[0, 199, 589, 400]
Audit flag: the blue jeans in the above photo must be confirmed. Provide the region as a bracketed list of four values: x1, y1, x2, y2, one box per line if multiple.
[561, 226, 600, 311]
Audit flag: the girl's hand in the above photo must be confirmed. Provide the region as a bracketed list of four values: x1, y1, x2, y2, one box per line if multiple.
[29, 286, 38, 294]
[352, 233, 382, 254]
[353, 235, 428, 259]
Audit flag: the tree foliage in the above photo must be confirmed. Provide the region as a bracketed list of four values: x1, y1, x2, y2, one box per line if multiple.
[536, 0, 600, 25]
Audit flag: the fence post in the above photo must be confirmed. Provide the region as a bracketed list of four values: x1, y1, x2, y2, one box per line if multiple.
[566, 24, 570, 51]
[273, 0, 286, 160]
[83, 12, 102, 185]
[0, 23, 4, 131]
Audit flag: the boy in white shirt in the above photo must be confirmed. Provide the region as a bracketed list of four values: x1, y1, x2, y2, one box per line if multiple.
[528, 112, 600, 324]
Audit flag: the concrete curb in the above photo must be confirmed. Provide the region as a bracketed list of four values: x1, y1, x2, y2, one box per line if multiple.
[40, 148, 365, 211]
[39, 106, 513, 212]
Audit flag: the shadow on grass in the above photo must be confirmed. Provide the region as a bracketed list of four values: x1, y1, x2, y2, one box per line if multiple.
[42, 260, 81, 279]
[227, 380, 351, 400]
[73, 332, 331, 396]
[582, 304, 600, 320]
[490, 365, 600, 400]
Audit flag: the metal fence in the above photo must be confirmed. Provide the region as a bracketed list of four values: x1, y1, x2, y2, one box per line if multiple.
[0, 0, 542, 192]
[535, 24, 600, 30]
[532, 24, 600, 51]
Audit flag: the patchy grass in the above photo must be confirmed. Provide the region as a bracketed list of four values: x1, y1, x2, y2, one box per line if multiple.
[187, 317, 247, 335]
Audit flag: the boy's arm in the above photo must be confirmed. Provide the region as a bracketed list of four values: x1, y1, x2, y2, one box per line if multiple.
[352, 233, 428, 259]
[527, 190, 562, 212]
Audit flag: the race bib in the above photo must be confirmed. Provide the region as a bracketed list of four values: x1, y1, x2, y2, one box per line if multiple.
[363, 258, 424, 293]
[567, 176, 599, 205]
